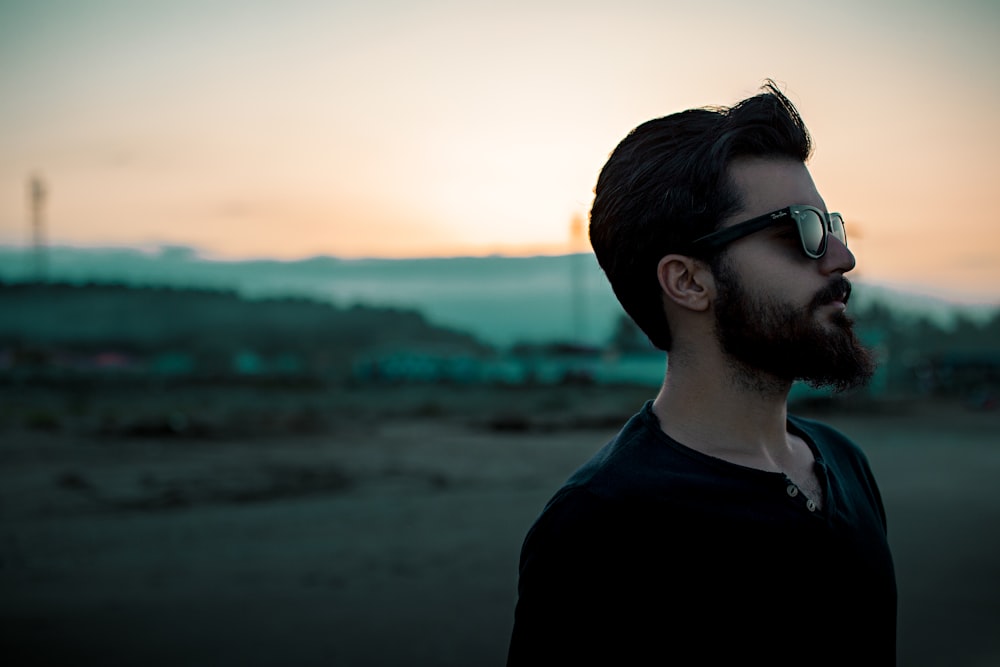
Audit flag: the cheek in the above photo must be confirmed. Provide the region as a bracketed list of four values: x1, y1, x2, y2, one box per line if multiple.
[723, 249, 786, 292]
[726, 247, 819, 304]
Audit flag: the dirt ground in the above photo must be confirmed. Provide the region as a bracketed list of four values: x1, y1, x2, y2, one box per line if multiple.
[1, 383, 998, 666]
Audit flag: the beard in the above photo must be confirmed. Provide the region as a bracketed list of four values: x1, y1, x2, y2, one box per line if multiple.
[712, 259, 875, 393]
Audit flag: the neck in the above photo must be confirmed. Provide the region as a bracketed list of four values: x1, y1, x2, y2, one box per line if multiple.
[651, 347, 795, 468]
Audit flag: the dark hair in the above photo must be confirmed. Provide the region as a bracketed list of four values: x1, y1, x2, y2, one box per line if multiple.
[589, 80, 812, 350]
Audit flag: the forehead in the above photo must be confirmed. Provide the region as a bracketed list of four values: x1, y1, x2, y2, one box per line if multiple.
[725, 157, 826, 222]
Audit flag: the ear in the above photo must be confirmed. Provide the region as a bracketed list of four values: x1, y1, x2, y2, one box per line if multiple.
[656, 254, 714, 312]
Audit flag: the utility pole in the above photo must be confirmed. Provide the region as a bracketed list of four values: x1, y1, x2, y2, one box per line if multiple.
[28, 173, 47, 283]
[569, 212, 586, 345]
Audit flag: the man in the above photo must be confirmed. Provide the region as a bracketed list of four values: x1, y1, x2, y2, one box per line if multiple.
[507, 81, 897, 665]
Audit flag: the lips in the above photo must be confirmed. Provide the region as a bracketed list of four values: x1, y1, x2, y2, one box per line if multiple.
[812, 278, 852, 310]
[835, 281, 852, 306]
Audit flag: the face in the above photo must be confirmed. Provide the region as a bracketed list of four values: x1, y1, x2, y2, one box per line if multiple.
[711, 158, 875, 392]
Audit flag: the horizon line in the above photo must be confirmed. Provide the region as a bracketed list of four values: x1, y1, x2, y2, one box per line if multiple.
[0, 241, 597, 266]
[1, 242, 998, 310]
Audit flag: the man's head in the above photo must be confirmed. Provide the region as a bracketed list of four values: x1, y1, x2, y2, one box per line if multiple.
[708, 156, 874, 392]
[589, 81, 874, 390]
[589, 80, 811, 352]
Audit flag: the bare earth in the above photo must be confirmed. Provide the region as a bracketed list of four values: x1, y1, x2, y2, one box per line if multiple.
[1, 384, 998, 666]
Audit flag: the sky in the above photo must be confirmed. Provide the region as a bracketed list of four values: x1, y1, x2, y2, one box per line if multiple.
[1, 0, 999, 304]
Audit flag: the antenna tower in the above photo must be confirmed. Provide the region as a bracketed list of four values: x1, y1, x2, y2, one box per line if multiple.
[569, 212, 586, 345]
[28, 174, 47, 282]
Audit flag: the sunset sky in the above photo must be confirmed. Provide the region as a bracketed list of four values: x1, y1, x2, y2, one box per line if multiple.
[1, 0, 998, 304]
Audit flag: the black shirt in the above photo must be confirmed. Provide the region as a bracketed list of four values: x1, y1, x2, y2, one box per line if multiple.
[508, 401, 897, 665]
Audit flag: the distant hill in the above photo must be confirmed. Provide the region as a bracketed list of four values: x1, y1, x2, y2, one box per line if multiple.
[1, 245, 996, 348]
[0, 282, 487, 377]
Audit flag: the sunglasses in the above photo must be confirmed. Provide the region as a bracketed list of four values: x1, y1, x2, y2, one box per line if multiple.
[688, 205, 847, 259]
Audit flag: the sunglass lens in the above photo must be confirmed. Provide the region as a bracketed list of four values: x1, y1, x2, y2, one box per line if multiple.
[798, 210, 826, 257]
[829, 213, 847, 246]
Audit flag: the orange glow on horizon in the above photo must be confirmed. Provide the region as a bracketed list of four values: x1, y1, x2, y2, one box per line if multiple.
[2, 1, 998, 304]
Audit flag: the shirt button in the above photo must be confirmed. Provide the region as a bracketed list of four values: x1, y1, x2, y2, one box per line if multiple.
[786, 484, 798, 497]
[806, 499, 817, 512]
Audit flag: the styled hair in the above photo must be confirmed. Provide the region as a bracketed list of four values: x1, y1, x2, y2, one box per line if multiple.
[589, 80, 813, 350]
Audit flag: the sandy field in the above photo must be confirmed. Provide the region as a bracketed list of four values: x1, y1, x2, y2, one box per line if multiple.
[1, 382, 998, 666]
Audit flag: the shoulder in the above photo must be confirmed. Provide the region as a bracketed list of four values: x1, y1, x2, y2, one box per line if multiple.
[556, 400, 705, 504]
[520, 402, 715, 557]
[787, 412, 854, 443]
[519, 405, 659, 546]
[788, 413, 870, 466]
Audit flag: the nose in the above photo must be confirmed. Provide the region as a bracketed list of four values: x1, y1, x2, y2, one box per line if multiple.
[822, 235, 856, 274]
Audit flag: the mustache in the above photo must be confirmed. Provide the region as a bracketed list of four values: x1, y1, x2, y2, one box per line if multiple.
[811, 277, 852, 310]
